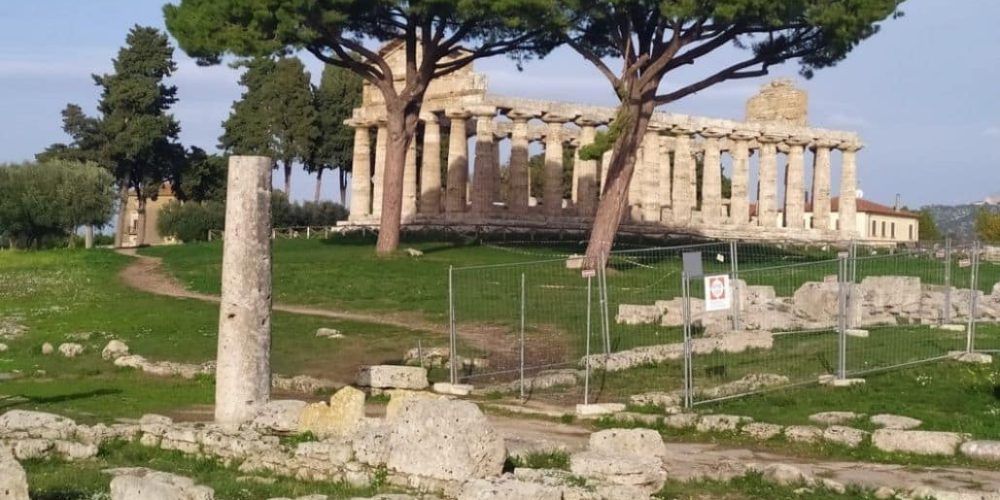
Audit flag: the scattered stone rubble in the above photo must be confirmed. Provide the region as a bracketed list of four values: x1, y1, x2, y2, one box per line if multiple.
[100, 341, 340, 394]
[403, 347, 489, 371]
[581, 331, 774, 371]
[617, 276, 1000, 331]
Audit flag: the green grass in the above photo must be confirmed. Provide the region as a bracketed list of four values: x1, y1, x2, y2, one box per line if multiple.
[23, 440, 382, 500]
[506, 450, 571, 471]
[0, 248, 438, 421]
[654, 472, 885, 500]
[693, 358, 1000, 439]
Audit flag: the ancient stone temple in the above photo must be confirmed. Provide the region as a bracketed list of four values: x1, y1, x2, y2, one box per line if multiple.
[343, 44, 868, 241]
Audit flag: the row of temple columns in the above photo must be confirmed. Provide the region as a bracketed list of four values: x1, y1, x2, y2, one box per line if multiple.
[347, 107, 606, 221]
[347, 111, 862, 236]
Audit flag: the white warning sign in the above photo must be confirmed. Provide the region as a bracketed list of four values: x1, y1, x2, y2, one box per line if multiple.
[704, 274, 732, 312]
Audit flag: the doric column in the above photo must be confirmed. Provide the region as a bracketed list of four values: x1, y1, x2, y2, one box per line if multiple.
[728, 129, 757, 225]
[216, 155, 272, 425]
[444, 109, 470, 214]
[347, 119, 372, 220]
[839, 141, 863, 236]
[402, 139, 417, 221]
[419, 112, 442, 215]
[783, 135, 811, 229]
[542, 113, 571, 216]
[470, 105, 498, 214]
[640, 127, 663, 222]
[700, 127, 728, 225]
[506, 110, 533, 215]
[757, 132, 785, 227]
[670, 125, 697, 221]
[576, 116, 600, 216]
[371, 121, 388, 218]
[810, 138, 839, 230]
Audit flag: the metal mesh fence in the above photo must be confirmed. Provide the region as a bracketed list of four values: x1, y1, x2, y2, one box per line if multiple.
[449, 258, 600, 403]
[448, 238, 1000, 408]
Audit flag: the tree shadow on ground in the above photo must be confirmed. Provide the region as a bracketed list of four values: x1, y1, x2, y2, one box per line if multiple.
[0, 388, 122, 412]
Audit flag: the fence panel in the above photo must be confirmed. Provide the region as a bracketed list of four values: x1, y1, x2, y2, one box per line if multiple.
[843, 249, 964, 376]
[589, 243, 732, 405]
[449, 258, 598, 404]
[689, 259, 843, 405]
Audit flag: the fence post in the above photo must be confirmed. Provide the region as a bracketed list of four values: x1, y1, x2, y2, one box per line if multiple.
[730, 240, 741, 331]
[448, 266, 457, 385]
[519, 272, 526, 400]
[681, 271, 693, 408]
[584, 273, 592, 406]
[967, 241, 980, 352]
[208, 230, 213, 242]
[599, 252, 612, 356]
[837, 255, 848, 380]
[944, 238, 953, 325]
[847, 240, 857, 329]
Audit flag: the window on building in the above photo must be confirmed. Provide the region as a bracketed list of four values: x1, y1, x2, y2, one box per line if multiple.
[891, 222, 896, 239]
[909, 224, 914, 240]
[872, 220, 877, 236]
[881, 221, 886, 237]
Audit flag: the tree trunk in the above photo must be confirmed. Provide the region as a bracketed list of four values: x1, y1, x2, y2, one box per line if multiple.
[114, 185, 128, 248]
[136, 197, 148, 247]
[314, 168, 323, 203]
[284, 162, 292, 195]
[583, 96, 657, 268]
[338, 168, 348, 207]
[84, 224, 94, 249]
[375, 104, 419, 255]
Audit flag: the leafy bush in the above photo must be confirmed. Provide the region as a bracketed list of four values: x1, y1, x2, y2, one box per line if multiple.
[0, 161, 116, 249]
[157, 201, 225, 242]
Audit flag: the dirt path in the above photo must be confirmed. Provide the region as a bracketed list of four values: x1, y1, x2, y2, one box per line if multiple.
[487, 413, 1000, 496]
[115, 249, 446, 334]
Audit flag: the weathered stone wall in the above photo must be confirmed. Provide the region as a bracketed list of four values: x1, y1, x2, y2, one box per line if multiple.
[745, 79, 808, 126]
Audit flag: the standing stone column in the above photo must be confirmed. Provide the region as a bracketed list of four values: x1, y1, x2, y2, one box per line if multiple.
[347, 120, 372, 221]
[700, 127, 728, 225]
[757, 133, 784, 227]
[506, 111, 533, 215]
[216, 155, 272, 425]
[783, 135, 811, 229]
[419, 112, 442, 215]
[401, 139, 418, 221]
[470, 106, 498, 215]
[542, 113, 571, 216]
[640, 128, 663, 222]
[670, 125, 697, 221]
[810, 138, 838, 230]
[372, 121, 388, 218]
[728, 130, 756, 225]
[444, 110, 470, 214]
[839, 141, 863, 236]
[576, 117, 600, 216]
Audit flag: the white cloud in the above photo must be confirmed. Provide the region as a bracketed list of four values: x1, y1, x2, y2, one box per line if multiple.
[983, 126, 1000, 137]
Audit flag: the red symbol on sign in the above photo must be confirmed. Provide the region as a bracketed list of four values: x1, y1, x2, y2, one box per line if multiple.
[709, 277, 727, 300]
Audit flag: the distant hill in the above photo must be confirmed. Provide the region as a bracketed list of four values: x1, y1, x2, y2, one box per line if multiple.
[922, 202, 1000, 241]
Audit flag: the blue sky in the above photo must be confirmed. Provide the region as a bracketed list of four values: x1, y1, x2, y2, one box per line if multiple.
[1, 0, 998, 207]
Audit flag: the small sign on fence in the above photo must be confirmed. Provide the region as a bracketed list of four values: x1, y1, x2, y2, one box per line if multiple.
[682, 252, 704, 278]
[581, 269, 596, 278]
[959, 258, 972, 268]
[704, 274, 732, 312]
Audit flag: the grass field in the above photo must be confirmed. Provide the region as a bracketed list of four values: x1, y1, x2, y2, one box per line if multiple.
[0, 248, 437, 422]
[23, 440, 381, 500]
